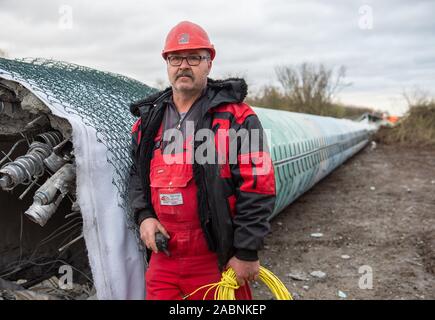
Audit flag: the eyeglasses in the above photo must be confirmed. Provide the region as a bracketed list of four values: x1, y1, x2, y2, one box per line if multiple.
[167, 55, 210, 66]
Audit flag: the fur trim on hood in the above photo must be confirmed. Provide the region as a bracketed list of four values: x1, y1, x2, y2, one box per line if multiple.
[130, 78, 248, 117]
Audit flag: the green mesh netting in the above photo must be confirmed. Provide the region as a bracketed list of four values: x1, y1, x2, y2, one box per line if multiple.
[0, 57, 156, 230]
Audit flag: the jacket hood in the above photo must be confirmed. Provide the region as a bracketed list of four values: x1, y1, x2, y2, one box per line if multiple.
[130, 78, 248, 117]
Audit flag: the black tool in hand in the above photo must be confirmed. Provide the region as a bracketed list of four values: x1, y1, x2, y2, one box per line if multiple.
[155, 232, 170, 256]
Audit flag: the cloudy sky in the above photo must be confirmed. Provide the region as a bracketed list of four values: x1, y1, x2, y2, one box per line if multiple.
[1, 0, 434, 115]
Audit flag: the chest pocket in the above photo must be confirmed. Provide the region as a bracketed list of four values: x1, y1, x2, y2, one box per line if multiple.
[149, 164, 199, 223]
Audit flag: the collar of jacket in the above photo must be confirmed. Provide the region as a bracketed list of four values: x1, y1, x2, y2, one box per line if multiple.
[129, 77, 248, 117]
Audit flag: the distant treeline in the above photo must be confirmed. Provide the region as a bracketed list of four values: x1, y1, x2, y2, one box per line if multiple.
[245, 63, 373, 120]
[246, 85, 373, 120]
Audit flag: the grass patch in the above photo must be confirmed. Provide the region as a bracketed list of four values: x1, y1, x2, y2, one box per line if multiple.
[375, 103, 435, 147]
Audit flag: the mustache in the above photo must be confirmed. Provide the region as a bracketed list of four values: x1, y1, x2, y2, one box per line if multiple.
[176, 71, 194, 80]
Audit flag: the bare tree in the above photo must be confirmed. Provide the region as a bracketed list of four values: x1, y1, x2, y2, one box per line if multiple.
[402, 86, 433, 108]
[246, 85, 288, 110]
[275, 63, 351, 115]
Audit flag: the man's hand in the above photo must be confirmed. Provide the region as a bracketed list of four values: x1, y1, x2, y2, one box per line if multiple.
[226, 256, 260, 287]
[139, 218, 169, 253]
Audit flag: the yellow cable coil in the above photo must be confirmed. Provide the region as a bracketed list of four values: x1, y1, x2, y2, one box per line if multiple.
[184, 266, 293, 300]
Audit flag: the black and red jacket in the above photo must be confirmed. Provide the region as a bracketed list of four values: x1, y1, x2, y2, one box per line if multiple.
[128, 78, 276, 270]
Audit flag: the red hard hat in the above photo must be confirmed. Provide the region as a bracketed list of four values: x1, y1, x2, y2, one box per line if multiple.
[162, 21, 216, 60]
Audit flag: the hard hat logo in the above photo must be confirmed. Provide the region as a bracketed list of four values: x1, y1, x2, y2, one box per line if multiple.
[178, 33, 190, 45]
[162, 21, 216, 60]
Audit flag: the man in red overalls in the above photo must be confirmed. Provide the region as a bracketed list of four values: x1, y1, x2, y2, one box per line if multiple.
[128, 21, 276, 300]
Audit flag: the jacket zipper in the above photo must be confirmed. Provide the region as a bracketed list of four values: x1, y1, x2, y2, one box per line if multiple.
[175, 102, 197, 130]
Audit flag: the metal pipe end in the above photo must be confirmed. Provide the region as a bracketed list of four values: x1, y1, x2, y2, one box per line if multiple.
[0, 175, 11, 189]
[24, 205, 50, 227]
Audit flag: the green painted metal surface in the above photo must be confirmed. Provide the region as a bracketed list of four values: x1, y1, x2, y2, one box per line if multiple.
[254, 107, 375, 219]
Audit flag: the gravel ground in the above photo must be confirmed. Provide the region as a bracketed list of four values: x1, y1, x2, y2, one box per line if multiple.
[254, 143, 435, 300]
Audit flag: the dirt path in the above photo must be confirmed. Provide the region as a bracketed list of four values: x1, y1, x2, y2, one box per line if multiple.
[255, 143, 435, 300]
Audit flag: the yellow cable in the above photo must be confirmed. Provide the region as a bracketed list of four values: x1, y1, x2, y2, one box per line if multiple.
[183, 266, 293, 300]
